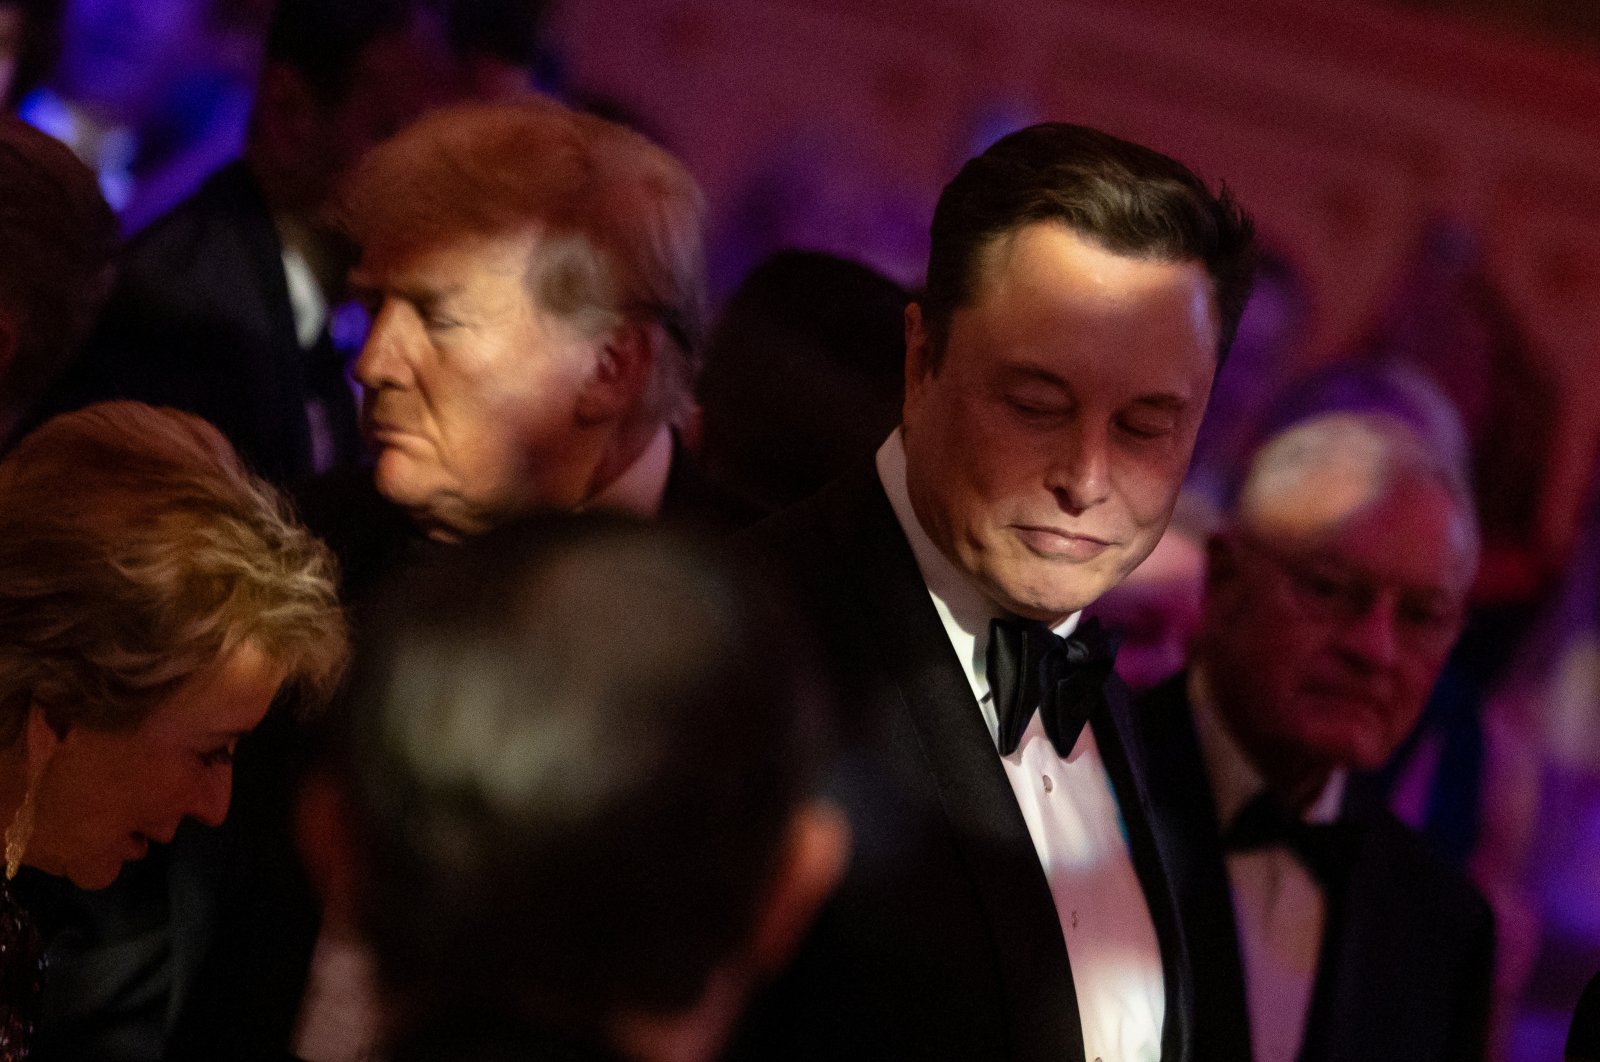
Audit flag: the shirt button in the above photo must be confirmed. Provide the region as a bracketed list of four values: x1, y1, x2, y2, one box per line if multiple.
[1042, 774, 1054, 792]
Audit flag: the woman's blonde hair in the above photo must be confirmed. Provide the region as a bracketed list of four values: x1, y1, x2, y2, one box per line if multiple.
[0, 402, 348, 742]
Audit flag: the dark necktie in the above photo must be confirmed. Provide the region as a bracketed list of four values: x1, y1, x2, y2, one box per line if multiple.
[1224, 791, 1356, 888]
[986, 615, 1118, 757]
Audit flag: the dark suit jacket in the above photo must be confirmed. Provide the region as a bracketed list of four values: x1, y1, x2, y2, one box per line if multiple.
[1137, 673, 1495, 1062]
[49, 160, 360, 484]
[732, 466, 1193, 1062]
[1570, 971, 1600, 1062]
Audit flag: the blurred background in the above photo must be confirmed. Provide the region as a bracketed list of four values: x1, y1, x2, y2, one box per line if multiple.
[7, 0, 1600, 1056]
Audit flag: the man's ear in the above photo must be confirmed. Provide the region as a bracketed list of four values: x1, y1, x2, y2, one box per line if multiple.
[748, 800, 850, 977]
[575, 323, 654, 425]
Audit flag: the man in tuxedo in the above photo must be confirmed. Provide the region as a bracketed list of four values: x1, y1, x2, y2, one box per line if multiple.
[1138, 411, 1494, 1061]
[736, 122, 1256, 1062]
[54, 0, 459, 484]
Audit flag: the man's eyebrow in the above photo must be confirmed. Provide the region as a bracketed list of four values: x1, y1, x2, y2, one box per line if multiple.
[347, 275, 464, 305]
[1127, 393, 1189, 411]
[997, 364, 1073, 389]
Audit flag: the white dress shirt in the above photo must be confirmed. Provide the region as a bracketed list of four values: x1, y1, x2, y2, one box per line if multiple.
[278, 212, 341, 474]
[1188, 667, 1347, 1062]
[877, 431, 1166, 1062]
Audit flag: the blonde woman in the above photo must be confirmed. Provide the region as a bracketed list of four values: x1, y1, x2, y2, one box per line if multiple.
[0, 402, 346, 1059]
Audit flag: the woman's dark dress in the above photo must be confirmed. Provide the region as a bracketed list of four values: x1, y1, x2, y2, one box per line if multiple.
[0, 877, 43, 1061]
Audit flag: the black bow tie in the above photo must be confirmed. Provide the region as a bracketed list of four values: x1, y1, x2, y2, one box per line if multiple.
[1224, 792, 1357, 887]
[986, 615, 1118, 757]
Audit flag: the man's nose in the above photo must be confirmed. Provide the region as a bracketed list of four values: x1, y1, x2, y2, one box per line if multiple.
[1047, 421, 1112, 514]
[186, 766, 234, 830]
[352, 301, 413, 391]
[1336, 594, 1401, 671]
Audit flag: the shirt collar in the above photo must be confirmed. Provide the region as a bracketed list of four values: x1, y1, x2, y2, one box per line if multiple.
[583, 425, 675, 519]
[1187, 664, 1346, 827]
[875, 429, 1080, 727]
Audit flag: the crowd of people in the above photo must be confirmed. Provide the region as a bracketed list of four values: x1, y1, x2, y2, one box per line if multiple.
[0, 1, 1596, 1061]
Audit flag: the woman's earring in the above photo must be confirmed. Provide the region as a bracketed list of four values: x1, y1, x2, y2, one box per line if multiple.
[5, 776, 38, 880]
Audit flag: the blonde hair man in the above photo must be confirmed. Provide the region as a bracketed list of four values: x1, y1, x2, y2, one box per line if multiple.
[339, 98, 714, 543]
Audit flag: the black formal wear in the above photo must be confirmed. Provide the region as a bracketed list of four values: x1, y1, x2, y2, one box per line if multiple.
[731, 465, 1192, 1062]
[0, 876, 44, 1061]
[48, 160, 361, 484]
[1136, 673, 1494, 1062]
[1570, 971, 1600, 1062]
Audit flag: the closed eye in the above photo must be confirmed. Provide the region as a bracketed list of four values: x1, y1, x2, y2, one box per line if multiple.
[197, 745, 236, 769]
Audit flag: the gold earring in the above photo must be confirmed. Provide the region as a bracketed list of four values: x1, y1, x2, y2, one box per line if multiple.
[5, 778, 38, 880]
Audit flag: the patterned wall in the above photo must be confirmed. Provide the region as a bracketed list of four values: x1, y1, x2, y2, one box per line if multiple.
[552, 0, 1600, 559]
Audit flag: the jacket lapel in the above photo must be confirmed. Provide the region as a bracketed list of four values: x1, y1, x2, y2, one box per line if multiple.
[821, 469, 1087, 1062]
[1134, 674, 1253, 1062]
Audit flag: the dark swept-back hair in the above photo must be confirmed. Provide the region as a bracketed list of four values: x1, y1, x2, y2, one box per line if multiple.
[921, 122, 1257, 367]
[340, 514, 830, 1033]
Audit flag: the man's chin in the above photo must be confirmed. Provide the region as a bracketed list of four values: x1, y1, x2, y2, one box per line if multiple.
[980, 568, 1105, 623]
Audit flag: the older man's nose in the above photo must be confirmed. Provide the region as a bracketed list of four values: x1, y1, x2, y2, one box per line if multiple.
[353, 301, 415, 391]
[1337, 595, 1401, 671]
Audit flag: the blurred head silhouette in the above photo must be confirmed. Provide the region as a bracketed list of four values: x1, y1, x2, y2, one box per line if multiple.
[319, 515, 847, 1062]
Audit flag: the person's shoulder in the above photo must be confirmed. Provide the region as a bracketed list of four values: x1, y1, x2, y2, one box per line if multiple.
[1569, 969, 1600, 1061]
[739, 461, 886, 562]
[293, 468, 421, 606]
[660, 443, 767, 532]
[1360, 806, 1492, 929]
[116, 161, 270, 283]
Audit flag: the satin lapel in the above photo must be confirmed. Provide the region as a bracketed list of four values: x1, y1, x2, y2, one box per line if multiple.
[1297, 801, 1383, 1062]
[818, 469, 1086, 1062]
[1132, 675, 1254, 1062]
[1092, 675, 1191, 1062]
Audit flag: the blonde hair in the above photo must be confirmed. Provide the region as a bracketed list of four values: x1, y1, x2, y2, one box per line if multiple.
[1235, 410, 1481, 564]
[0, 402, 348, 742]
[338, 98, 707, 429]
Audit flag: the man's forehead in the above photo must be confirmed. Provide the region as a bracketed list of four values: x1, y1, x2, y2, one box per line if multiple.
[354, 227, 541, 285]
[1241, 477, 1476, 589]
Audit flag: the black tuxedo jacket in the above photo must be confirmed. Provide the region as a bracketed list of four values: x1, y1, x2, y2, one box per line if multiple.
[1136, 673, 1494, 1062]
[49, 160, 360, 484]
[733, 466, 1193, 1062]
[1570, 970, 1600, 1062]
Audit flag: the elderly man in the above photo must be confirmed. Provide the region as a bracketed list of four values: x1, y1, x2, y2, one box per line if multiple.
[0, 116, 115, 453]
[737, 123, 1255, 1062]
[1137, 412, 1493, 1062]
[304, 97, 736, 596]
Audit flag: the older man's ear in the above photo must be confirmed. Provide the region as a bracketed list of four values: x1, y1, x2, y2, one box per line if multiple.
[574, 322, 655, 426]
